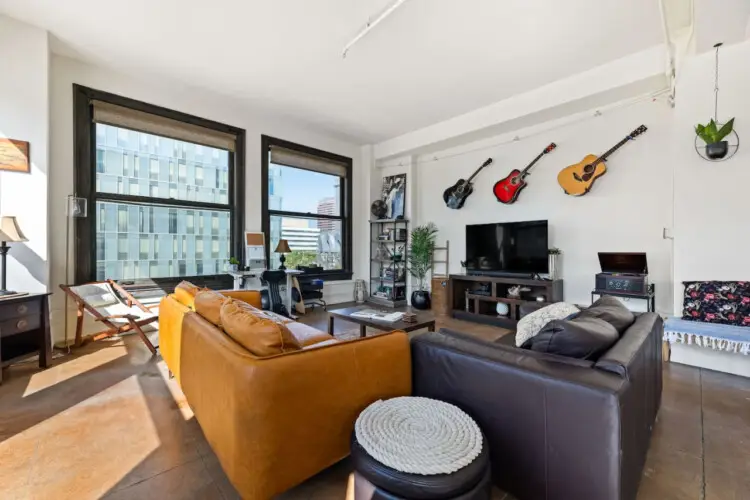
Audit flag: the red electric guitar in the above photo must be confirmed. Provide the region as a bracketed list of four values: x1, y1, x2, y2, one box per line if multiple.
[492, 143, 557, 204]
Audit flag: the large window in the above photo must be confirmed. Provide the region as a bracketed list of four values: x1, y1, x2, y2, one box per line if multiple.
[262, 136, 352, 279]
[74, 85, 245, 287]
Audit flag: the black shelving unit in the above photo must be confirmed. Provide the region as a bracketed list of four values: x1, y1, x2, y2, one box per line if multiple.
[368, 219, 409, 307]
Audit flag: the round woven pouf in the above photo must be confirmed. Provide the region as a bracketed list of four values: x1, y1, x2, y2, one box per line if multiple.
[351, 397, 491, 500]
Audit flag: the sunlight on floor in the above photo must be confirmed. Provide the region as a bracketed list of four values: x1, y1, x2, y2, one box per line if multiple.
[22, 339, 128, 398]
[5, 375, 161, 498]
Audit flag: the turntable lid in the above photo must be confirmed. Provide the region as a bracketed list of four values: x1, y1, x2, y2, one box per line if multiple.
[598, 252, 648, 274]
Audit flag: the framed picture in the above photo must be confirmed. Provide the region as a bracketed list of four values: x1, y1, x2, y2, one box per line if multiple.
[381, 173, 406, 219]
[0, 138, 30, 173]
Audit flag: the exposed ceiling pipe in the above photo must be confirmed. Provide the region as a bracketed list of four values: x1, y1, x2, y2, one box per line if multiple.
[658, 0, 678, 107]
[343, 0, 413, 58]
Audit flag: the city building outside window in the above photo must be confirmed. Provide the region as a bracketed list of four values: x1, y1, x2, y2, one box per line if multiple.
[261, 136, 352, 280]
[73, 85, 245, 288]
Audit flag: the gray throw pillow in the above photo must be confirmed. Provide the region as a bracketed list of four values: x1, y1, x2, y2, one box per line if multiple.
[523, 316, 619, 360]
[578, 295, 635, 334]
[515, 302, 580, 347]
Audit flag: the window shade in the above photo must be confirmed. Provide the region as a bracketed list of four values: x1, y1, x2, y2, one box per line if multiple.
[92, 100, 236, 152]
[270, 146, 348, 178]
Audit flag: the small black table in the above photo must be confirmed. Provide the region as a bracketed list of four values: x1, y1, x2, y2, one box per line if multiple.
[591, 284, 655, 312]
[0, 293, 52, 384]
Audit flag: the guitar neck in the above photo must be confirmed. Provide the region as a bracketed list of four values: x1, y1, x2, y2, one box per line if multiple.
[520, 152, 546, 177]
[593, 136, 632, 166]
[465, 159, 493, 183]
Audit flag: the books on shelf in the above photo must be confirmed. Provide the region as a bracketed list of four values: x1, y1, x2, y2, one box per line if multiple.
[350, 309, 405, 322]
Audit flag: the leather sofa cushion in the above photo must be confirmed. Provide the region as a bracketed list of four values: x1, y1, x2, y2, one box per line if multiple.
[523, 316, 619, 360]
[286, 322, 336, 347]
[233, 301, 295, 325]
[174, 281, 202, 308]
[578, 295, 635, 334]
[194, 290, 230, 327]
[220, 300, 301, 357]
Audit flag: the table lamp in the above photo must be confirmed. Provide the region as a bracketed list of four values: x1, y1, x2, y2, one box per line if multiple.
[274, 239, 291, 270]
[0, 216, 28, 295]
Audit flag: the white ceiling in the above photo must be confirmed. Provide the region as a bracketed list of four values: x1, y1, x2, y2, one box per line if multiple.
[0, 0, 666, 143]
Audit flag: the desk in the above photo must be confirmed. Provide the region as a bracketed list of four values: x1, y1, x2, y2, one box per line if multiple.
[228, 269, 303, 313]
[0, 293, 52, 384]
[591, 284, 655, 312]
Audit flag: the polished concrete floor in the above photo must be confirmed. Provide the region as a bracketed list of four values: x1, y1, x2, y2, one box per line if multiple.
[1, 305, 749, 499]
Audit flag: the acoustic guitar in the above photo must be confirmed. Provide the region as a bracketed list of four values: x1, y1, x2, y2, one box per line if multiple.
[443, 158, 493, 209]
[557, 125, 647, 196]
[493, 143, 557, 204]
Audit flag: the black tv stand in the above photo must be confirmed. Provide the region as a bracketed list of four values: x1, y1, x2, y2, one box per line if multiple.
[449, 274, 563, 329]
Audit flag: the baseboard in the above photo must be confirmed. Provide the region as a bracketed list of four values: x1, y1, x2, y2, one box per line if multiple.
[670, 343, 750, 378]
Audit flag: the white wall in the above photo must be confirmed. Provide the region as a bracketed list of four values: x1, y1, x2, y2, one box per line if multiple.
[378, 98, 676, 313]
[0, 16, 49, 293]
[49, 55, 361, 343]
[672, 40, 750, 311]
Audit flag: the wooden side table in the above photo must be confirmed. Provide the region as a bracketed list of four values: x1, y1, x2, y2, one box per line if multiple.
[0, 293, 52, 384]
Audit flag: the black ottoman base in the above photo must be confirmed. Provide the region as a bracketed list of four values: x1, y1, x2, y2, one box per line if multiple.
[351, 467, 491, 500]
[351, 431, 491, 500]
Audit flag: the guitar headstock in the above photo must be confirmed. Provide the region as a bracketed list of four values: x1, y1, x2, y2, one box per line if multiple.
[544, 143, 557, 153]
[629, 125, 648, 139]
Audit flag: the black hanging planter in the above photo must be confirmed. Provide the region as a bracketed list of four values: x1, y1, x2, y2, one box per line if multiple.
[411, 290, 431, 310]
[705, 141, 729, 160]
[694, 42, 740, 163]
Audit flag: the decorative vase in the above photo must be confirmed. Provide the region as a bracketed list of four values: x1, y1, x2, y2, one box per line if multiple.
[496, 302, 510, 316]
[411, 290, 431, 310]
[354, 279, 367, 303]
[228, 264, 238, 272]
[705, 141, 729, 160]
[548, 254, 559, 280]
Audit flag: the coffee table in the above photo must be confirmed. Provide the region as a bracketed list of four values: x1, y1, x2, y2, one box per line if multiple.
[328, 306, 436, 338]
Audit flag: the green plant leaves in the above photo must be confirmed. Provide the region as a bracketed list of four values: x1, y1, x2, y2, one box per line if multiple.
[716, 118, 735, 142]
[695, 117, 735, 144]
[407, 223, 438, 291]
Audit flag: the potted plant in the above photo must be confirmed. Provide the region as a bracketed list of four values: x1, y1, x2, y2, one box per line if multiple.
[407, 223, 438, 310]
[228, 257, 240, 272]
[695, 118, 735, 159]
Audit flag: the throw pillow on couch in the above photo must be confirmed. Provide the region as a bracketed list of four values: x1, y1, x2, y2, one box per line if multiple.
[522, 316, 619, 360]
[577, 295, 635, 333]
[515, 302, 580, 347]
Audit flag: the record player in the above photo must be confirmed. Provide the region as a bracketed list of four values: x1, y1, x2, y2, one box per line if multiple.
[595, 252, 648, 294]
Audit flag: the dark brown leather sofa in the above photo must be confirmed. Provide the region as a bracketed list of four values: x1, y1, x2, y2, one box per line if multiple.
[411, 307, 663, 500]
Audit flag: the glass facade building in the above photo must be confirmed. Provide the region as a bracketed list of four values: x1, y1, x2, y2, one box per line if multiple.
[95, 124, 231, 280]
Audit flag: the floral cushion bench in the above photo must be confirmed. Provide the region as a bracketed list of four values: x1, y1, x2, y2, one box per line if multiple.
[664, 281, 750, 358]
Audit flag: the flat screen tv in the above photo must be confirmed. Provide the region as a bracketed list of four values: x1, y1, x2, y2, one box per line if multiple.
[465, 220, 549, 275]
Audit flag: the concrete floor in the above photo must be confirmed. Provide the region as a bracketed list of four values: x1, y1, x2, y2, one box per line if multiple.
[1, 305, 749, 499]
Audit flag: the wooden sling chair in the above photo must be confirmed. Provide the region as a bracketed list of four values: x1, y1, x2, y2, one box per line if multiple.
[60, 280, 158, 355]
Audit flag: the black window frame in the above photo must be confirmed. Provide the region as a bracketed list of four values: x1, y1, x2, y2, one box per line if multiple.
[73, 84, 245, 291]
[261, 135, 353, 281]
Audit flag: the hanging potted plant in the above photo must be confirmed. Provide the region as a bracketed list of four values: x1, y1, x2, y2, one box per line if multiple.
[408, 223, 438, 310]
[695, 118, 735, 159]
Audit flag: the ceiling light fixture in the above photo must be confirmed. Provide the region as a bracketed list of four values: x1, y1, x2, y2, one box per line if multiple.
[343, 0, 412, 58]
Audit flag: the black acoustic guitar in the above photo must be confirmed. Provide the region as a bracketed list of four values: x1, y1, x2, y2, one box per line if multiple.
[442, 158, 493, 209]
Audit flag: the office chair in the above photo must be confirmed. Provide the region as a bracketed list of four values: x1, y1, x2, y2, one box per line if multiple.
[261, 270, 289, 317]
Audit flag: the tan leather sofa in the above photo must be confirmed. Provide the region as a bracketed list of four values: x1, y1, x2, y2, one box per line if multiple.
[158, 287, 411, 499]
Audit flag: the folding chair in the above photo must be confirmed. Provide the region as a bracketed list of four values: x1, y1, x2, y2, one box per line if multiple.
[60, 280, 159, 355]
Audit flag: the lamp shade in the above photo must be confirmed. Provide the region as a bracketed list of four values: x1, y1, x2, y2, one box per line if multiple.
[0, 216, 28, 243]
[274, 239, 291, 254]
